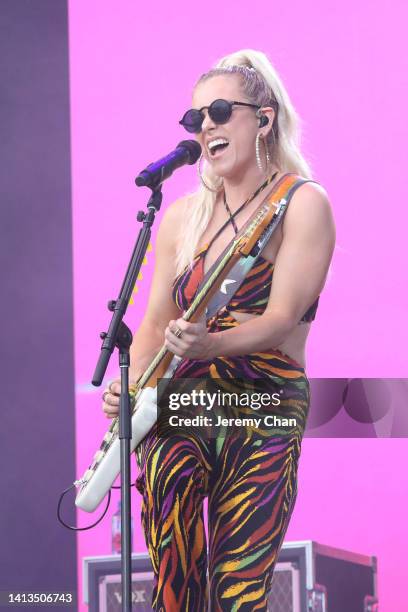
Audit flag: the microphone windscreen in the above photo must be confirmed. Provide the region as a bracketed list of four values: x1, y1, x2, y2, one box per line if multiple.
[177, 140, 202, 164]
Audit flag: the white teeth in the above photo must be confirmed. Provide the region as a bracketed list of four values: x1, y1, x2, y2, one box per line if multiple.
[208, 138, 229, 151]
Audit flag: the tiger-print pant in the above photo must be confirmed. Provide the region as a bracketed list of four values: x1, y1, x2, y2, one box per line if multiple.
[135, 318, 310, 611]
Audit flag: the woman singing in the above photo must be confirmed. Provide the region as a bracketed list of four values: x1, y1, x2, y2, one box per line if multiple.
[102, 49, 336, 611]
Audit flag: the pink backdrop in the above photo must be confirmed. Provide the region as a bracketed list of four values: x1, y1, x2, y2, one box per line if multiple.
[68, 1, 408, 609]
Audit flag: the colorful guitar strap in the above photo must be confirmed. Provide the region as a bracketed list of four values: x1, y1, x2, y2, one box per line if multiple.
[203, 173, 319, 320]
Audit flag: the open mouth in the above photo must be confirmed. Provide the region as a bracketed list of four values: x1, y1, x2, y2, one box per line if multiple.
[208, 138, 230, 158]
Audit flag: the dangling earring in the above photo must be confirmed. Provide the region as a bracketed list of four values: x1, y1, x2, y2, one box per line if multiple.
[264, 139, 271, 165]
[267, 127, 277, 161]
[197, 153, 221, 192]
[255, 134, 262, 172]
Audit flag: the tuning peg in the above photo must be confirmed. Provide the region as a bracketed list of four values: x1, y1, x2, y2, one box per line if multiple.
[137, 272, 143, 280]
[142, 256, 148, 265]
[147, 242, 153, 252]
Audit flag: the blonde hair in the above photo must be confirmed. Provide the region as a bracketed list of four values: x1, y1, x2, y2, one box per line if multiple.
[174, 49, 314, 275]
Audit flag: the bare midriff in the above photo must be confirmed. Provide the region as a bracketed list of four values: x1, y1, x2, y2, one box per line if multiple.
[228, 310, 310, 370]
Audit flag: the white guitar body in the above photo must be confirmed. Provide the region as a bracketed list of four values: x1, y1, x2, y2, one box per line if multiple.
[75, 356, 181, 513]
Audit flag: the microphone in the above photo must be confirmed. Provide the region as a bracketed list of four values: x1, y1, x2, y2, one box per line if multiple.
[135, 140, 202, 189]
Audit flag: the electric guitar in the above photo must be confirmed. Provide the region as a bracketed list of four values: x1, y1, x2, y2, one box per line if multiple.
[75, 175, 300, 512]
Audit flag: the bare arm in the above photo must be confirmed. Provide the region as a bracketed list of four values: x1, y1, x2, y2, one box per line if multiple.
[211, 183, 336, 356]
[165, 183, 336, 359]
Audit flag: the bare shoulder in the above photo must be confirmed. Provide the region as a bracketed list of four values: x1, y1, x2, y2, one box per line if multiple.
[156, 194, 190, 248]
[283, 179, 336, 236]
[162, 193, 189, 222]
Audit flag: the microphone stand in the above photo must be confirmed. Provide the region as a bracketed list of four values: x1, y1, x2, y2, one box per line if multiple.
[92, 186, 163, 612]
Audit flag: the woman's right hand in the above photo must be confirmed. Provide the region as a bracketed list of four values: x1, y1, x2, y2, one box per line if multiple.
[102, 378, 139, 419]
[102, 379, 121, 419]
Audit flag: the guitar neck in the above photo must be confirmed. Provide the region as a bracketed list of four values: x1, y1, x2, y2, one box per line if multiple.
[136, 241, 242, 388]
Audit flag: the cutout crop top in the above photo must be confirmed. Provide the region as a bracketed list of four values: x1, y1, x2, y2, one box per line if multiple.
[171, 207, 320, 324]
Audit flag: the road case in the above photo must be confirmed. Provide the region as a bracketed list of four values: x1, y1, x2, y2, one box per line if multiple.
[83, 540, 378, 611]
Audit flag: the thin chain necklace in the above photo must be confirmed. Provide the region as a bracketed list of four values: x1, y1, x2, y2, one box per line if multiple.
[222, 171, 279, 234]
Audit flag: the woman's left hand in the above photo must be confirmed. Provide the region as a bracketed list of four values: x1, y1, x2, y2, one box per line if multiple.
[164, 315, 215, 360]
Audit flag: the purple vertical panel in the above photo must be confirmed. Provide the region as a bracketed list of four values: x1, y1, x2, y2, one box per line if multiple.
[0, 0, 76, 601]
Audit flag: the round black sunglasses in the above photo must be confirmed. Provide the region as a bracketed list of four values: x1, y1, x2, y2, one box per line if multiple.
[179, 99, 261, 134]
